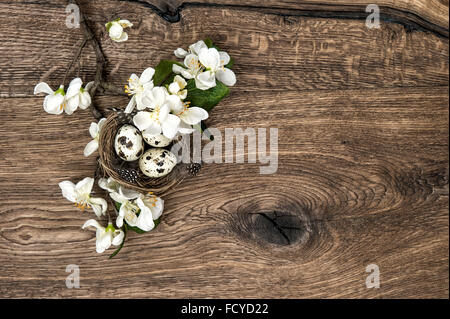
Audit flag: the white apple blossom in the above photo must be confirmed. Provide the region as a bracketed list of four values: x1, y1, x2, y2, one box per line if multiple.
[171, 100, 209, 129]
[82, 219, 124, 253]
[109, 187, 163, 232]
[132, 87, 181, 139]
[109, 188, 140, 228]
[66, 78, 94, 113]
[135, 193, 164, 231]
[196, 47, 236, 89]
[173, 40, 208, 58]
[124, 67, 155, 113]
[59, 177, 107, 217]
[34, 82, 66, 115]
[168, 75, 188, 100]
[173, 43, 236, 90]
[105, 19, 132, 42]
[98, 177, 141, 199]
[84, 118, 106, 157]
[172, 53, 203, 82]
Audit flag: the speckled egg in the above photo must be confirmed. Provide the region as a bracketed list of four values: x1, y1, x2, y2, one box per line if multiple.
[139, 149, 177, 178]
[114, 125, 144, 162]
[142, 131, 172, 147]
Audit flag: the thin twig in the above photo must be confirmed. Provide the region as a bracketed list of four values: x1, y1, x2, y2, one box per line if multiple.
[62, 38, 87, 85]
[100, 81, 128, 96]
[69, 0, 105, 120]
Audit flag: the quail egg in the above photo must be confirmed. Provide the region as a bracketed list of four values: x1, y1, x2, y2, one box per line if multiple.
[142, 131, 173, 147]
[139, 149, 177, 178]
[114, 124, 144, 161]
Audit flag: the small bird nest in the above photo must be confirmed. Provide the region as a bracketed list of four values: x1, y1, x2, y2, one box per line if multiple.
[98, 111, 200, 196]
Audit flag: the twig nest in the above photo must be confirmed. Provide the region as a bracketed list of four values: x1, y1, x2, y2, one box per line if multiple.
[114, 124, 144, 161]
[139, 149, 177, 178]
[142, 132, 172, 147]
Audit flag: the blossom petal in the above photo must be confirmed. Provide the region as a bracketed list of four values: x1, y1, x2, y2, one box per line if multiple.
[125, 95, 136, 114]
[34, 82, 54, 95]
[65, 96, 79, 115]
[219, 51, 231, 66]
[109, 23, 123, 38]
[179, 89, 187, 100]
[116, 215, 124, 228]
[113, 32, 128, 42]
[199, 47, 220, 70]
[75, 177, 94, 195]
[89, 197, 108, 217]
[161, 114, 180, 139]
[96, 229, 112, 253]
[189, 40, 207, 55]
[135, 198, 155, 231]
[184, 54, 199, 70]
[178, 121, 195, 134]
[84, 81, 95, 92]
[118, 19, 133, 28]
[143, 120, 162, 136]
[140, 67, 155, 84]
[97, 118, 107, 132]
[168, 82, 180, 95]
[43, 94, 64, 114]
[172, 64, 194, 79]
[168, 97, 183, 114]
[195, 71, 216, 90]
[216, 68, 236, 87]
[172, 64, 184, 74]
[152, 197, 164, 220]
[133, 111, 153, 131]
[83, 139, 99, 157]
[66, 78, 82, 99]
[112, 230, 125, 246]
[174, 75, 187, 89]
[174, 48, 188, 58]
[79, 91, 91, 109]
[119, 187, 141, 200]
[151, 87, 167, 107]
[82, 219, 103, 230]
[180, 106, 209, 125]
[98, 177, 115, 192]
[88, 122, 98, 138]
[59, 181, 77, 202]
[110, 191, 128, 204]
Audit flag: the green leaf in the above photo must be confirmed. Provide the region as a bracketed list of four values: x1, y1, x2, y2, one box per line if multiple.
[185, 79, 229, 112]
[153, 60, 184, 86]
[204, 38, 234, 69]
[109, 224, 127, 259]
[204, 37, 219, 50]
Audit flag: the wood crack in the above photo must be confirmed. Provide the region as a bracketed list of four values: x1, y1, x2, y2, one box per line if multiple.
[118, 0, 449, 38]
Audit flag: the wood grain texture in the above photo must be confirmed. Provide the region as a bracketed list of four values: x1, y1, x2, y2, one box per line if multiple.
[0, 0, 448, 298]
[124, 0, 450, 36]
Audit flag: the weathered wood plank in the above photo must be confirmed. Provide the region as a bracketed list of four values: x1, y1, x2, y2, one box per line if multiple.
[0, 0, 448, 298]
[0, 86, 448, 298]
[130, 0, 449, 35]
[0, 1, 448, 97]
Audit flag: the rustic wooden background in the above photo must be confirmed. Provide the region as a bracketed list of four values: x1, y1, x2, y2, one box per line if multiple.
[0, 0, 448, 298]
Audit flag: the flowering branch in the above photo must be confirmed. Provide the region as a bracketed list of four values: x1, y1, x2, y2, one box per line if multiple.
[68, 0, 105, 120]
